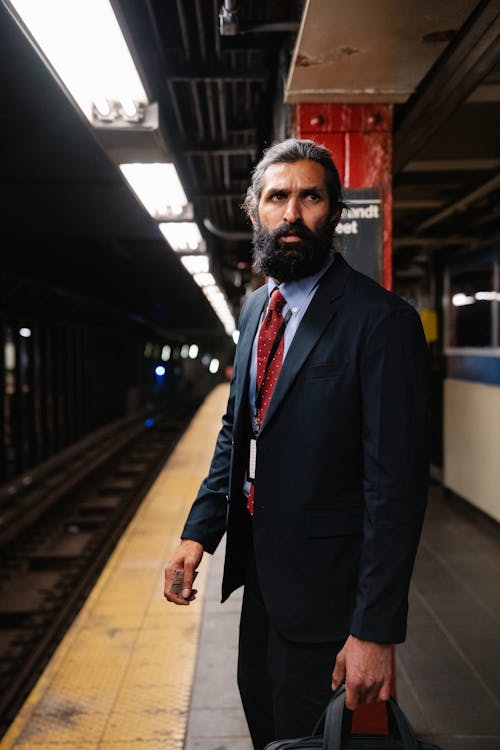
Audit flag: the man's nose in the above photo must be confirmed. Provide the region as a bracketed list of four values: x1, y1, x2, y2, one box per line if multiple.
[283, 197, 302, 224]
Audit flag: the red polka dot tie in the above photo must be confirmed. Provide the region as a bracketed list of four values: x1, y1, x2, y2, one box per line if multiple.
[247, 287, 286, 514]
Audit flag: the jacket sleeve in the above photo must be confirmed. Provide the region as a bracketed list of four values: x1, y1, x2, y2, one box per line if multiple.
[180, 357, 238, 554]
[180, 291, 257, 553]
[350, 305, 430, 643]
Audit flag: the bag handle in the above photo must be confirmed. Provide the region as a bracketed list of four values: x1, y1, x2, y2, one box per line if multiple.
[321, 686, 420, 750]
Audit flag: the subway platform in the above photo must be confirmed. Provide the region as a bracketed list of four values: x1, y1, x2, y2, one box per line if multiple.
[1, 385, 499, 750]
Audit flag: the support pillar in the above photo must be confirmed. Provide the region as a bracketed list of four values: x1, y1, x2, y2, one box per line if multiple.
[296, 103, 395, 733]
[296, 103, 393, 290]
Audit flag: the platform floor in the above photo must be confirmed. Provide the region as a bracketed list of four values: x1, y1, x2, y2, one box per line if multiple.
[2, 384, 500, 750]
[0, 386, 230, 750]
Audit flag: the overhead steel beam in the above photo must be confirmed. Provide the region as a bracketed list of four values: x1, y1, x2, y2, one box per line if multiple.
[393, 199, 445, 209]
[403, 158, 500, 172]
[194, 192, 245, 200]
[203, 218, 251, 240]
[393, 236, 477, 248]
[184, 147, 257, 156]
[416, 172, 500, 232]
[394, 0, 500, 173]
[167, 69, 268, 82]
[176, 0, 192, 61]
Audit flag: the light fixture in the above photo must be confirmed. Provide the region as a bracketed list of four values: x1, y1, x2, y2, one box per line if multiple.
[193, 272, 216, 288]
[180, 344, 190, 359]
[8, 0, 148, 123]
[155, 365, 166, 376]
[475, 291, 500, 301]
[188, 344, 199, 359]
[452, 293, 475, 307]
[4, 342, 16, 370]
[181, 256, 209, 274]
[161, 345, 171, 362]
[209, 358, 220, 374]
[202, 286, 235, 335]
[19, 327, 32, 338]
[159, 222, 205, 252]
[203, 285, 223, 303]
[232, 330, 240, 345]
[120, 164, 189, 221]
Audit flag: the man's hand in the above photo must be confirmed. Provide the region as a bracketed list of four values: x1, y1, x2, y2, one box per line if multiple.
[164, 539, 203, 605]
[332, 635, 392, 710]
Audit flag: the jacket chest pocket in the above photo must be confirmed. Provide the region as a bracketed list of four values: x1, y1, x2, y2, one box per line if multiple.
[307, 360, 349, 379]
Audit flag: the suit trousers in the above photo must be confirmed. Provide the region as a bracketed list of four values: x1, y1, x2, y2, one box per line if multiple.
[237, 542, 346, 750]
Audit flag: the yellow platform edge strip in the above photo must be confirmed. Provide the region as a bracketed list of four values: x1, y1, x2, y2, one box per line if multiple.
[1, 385, 229, 750]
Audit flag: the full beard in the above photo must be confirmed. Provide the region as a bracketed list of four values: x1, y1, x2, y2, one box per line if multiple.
[252, 220, 334, 282]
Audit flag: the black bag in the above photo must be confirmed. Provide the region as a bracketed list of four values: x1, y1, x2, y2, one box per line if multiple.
[265, 686, 442, 750]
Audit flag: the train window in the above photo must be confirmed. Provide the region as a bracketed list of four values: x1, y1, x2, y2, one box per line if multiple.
[447, 264, 496, 348]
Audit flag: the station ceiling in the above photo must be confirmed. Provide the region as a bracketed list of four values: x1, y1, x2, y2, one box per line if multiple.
[0, 0, 499, 337]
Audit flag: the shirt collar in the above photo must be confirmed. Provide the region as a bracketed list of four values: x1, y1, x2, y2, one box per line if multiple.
[267, 255, 334, 313]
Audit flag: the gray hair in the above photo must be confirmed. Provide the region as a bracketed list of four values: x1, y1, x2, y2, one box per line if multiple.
[242, 138, 344, 220]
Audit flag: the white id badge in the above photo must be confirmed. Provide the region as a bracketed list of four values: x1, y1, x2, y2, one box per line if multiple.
[248, 438, 257, 480]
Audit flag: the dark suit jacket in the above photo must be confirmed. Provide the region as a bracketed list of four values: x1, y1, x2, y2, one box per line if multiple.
[182, 254, 430, 644]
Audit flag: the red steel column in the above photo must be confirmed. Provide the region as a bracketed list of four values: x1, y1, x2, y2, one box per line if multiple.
[296, 103, 394, 733]
[296, 103, 393, 290]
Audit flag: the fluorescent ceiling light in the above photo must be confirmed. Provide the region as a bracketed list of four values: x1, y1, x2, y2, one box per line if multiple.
[4, 343, 16, 370]
[121, 164, 189, 220]
[475, 291, 500, 301]
[203, 285, 222, 302]
[9, 0, 148, 122]
[181, 256, 209, 274]
[452, 293, 475, 307]
[159, 222, 204, 252]
[193, 272, 216, 288]
[202, 286, 235, 335]
[188, 345, 199, 359]
[209, 358, 220, 375]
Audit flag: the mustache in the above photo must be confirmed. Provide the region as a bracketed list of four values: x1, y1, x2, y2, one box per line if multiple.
[272, 222, 315, 242]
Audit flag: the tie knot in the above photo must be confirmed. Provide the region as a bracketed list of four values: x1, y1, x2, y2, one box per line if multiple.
[269, 288, 286, 314]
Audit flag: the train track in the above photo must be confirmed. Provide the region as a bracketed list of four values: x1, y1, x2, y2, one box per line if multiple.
[0, 405, 197, 735]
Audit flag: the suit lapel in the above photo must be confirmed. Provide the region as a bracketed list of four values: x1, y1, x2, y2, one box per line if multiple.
[234, 286, 267, 425]
[260, 254, 351, 434]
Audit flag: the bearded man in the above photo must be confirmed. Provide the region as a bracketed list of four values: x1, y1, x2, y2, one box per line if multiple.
[165, 139, 430, 750]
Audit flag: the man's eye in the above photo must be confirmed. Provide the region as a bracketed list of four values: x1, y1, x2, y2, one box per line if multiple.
[271, 192, 286, 200]
[306, 192, 320, 201]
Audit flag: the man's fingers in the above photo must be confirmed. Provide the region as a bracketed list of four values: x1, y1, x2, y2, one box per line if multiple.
[164, 540, 204, 607]
[364, 680, 382, 704]
[376, 679, 391, 703]
[345, 676, 389, 710]
[340, 636, 393, 708]
[181, 570, 193, 597]
[344, 682, 375, 710]
[344, 681, 359, 711]
[165, 592, 189, 605]
[185, 589, 198, 602]
[164, 564, 191, 604]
